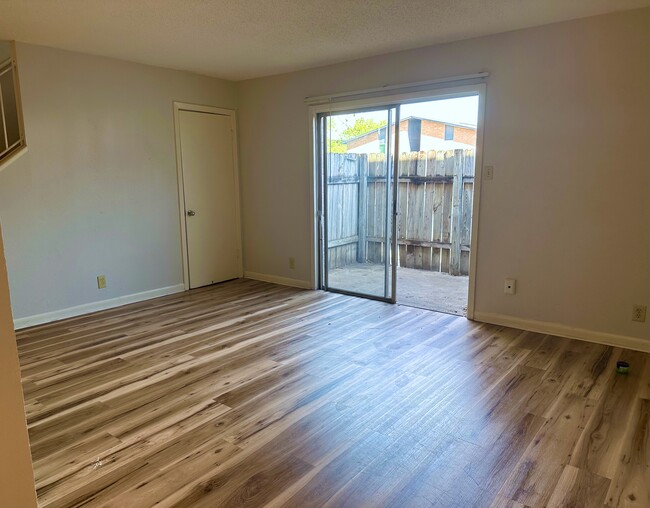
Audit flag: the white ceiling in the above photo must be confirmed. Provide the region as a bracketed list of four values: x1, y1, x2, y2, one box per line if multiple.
[1, 0, 648, 81]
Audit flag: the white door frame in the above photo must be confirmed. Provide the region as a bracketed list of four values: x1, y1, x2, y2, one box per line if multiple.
[308, 83, 487, 319]
[173, 102, 243, 291]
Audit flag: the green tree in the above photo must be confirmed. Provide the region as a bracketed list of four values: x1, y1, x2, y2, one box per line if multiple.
[340, 118, 387, 142]
[328, 117, 387, 153]
[328, 139, 347, 154]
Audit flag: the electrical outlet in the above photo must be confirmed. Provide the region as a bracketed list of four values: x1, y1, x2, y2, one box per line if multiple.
[97, 275, 107, 289]
[504, 278, 516, 295]
[484, 165, 494, 180]
[632, 304, 646, 323]
[289, 258, 296, 270]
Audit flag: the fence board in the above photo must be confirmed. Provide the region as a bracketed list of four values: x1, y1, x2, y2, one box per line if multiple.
[417, 151, 427, 176]
[367, 154, 377, 262]
[406, 177, 423, 241]
[432, 248, 441, 272]
[442, 182, 453, 244]
[461, 181, 473, 246]
[327, 153, 360, 268]
[449, 150, 464, 275]
[441, 248, 450, 273]
[358, 155, 368, 262]
[326, 149, 475, 275]
[396, 153, 409, 265]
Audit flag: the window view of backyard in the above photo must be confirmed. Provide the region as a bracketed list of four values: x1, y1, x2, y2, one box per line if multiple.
[324, 96, 479, 315]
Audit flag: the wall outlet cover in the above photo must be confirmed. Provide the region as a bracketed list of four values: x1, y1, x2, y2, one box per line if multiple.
[632, 304, 646, 323]
[504, 278, 516, 295]
[97, 275, 107, 289]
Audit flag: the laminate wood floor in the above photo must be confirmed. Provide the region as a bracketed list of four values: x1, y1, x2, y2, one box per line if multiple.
[17, 279, 650, 507]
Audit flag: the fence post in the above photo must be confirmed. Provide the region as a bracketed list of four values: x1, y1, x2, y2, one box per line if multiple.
[357, 154, 368, 263]
[450, 150, 464, 275]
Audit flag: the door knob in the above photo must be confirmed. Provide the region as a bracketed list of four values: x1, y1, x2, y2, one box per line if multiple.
[187, 210, 196, 217]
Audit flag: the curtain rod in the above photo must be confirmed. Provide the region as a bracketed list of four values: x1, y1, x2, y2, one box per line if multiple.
[304, 72, 489, 105]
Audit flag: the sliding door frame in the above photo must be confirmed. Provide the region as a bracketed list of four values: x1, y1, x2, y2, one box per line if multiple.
[308, 83, 487, 318]
[317, 104, 400, 303]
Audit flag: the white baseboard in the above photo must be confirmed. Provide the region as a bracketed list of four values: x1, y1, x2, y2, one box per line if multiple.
[244, 271, 312, 290]
[14, 284, 186, 330]
[473, 311, 650, 353]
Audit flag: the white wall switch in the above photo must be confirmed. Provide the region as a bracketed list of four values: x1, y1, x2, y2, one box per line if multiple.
[504, 278, 516, 295]
[484, 165, 494, 180]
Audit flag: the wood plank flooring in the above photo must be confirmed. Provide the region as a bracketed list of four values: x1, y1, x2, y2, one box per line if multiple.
[16, 279, 650, 507]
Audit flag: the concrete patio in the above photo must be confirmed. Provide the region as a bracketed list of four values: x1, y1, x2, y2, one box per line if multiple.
[328, 263, 469, 316]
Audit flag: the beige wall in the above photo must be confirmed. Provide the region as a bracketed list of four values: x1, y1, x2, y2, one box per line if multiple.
[0, 41, 11, 61]
[0, 44, 237, 321]
[237, 8, 650, 344]
[0, 223, 37, 506]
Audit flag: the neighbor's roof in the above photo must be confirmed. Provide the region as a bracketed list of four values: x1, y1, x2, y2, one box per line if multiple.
[344, 116, 476, 144]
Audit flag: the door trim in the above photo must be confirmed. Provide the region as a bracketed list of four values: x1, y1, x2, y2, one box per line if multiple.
[173, 102, 243, 291]
[308, 83, 487, 318]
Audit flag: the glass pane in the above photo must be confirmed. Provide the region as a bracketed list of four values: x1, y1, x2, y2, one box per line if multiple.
[323, 107, 395, 300]
[394, 95, 479, 315]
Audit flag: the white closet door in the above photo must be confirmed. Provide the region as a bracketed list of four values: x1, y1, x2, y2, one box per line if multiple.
[179, 110, 239, 288]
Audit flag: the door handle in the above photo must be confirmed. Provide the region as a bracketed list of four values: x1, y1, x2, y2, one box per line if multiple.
[187, 210, 196, 217]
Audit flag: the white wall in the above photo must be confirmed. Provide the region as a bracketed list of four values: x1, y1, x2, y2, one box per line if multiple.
[0, 223, 37, 507]
[237, 8, 650, 345]
[0, 44, 237, 321]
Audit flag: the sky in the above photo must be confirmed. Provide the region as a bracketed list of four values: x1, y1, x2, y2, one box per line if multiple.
[329, 95, 479, 138]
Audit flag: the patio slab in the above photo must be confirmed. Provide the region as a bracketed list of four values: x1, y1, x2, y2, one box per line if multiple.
[328, 263, 469, 316]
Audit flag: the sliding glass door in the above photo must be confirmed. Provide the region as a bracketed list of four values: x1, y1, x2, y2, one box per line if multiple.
[318, 106, 399, 302]
[314, 84, 484, 316]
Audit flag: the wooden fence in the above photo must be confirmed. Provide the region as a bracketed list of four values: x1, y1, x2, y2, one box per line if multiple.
[326, 149, 474, 275]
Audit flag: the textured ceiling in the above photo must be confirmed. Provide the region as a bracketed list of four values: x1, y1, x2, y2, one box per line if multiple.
[1, 0, 649, 81]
